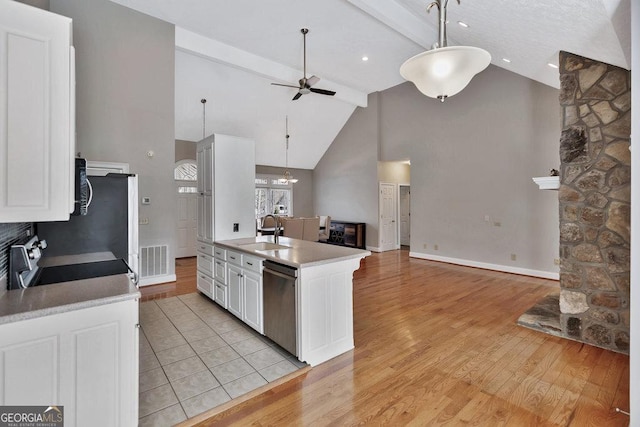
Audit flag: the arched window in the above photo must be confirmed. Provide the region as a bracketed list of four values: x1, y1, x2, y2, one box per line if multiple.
[174, 160, 197, 193]
[174, 160, 197, 181]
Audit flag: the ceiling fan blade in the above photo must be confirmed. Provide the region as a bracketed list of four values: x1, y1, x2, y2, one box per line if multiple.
[271, 83, 301, 89]
[306, 75, 320, 87]
[309, 87, 336, 96]
[292, 92, 303, 101]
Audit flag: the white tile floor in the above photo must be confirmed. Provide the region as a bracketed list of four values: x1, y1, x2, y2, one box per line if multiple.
[138, 293, 306, 426]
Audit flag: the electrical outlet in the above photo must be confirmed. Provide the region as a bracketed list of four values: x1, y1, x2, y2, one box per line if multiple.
[139, 217, 149, 225]
[484, 215, 490, 222]
[511, 253, 517, 261]
[233, 223, 239, 232]
[434, 244, 439, 250]
[423, 243, 427, 249]
[554, 258, 560, 265]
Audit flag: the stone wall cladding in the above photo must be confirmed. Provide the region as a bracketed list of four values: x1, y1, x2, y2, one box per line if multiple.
[558, 51, 631, 353]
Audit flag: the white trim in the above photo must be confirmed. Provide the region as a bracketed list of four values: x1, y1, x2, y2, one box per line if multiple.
[409, 252, 560, 280]
[366, 245, 382, 253]
[138, 274, 177, 287]
[397, 183, 410, 247]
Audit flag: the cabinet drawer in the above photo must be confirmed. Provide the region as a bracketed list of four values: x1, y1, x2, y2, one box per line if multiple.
[214, 280, 228, 309]
[214, 259, 227, 283]
[197, 243, 214, 256]
[197, 271, 213, 297]
[213, 246, 227, 260]
[242, 255, 263, 274]
[198, 253, 213, 277]
[227, 250, 242, 266]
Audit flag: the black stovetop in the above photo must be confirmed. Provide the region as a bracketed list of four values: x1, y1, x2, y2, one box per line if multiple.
[34, 259, 129, 286]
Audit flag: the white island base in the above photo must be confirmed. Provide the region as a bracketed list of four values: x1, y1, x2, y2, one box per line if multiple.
[298, 257, 362, 366]
[212, 236, 370, 367]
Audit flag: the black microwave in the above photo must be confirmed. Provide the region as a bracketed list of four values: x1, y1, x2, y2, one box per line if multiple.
[71, 158, 90, 216]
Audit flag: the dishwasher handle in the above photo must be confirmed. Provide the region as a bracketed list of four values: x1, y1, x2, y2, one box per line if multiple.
[263, 267, 297, 282]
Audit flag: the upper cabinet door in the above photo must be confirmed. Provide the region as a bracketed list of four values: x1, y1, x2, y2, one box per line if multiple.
[0, 1, 74, 222]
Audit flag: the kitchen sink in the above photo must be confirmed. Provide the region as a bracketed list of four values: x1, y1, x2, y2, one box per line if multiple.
[239, 242, 291, 251]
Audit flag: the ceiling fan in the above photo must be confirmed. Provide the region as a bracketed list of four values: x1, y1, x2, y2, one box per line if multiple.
[271, 28, 336, 101]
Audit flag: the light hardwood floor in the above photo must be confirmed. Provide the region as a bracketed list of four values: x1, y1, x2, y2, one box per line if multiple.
[142, 250, 629, 426]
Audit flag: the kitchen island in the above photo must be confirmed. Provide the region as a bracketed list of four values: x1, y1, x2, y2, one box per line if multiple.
[0, 257, 140, 427]
[213, 236, 370, 366]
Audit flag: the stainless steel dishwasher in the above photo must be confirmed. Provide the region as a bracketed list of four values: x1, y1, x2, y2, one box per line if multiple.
[263, 260, 298, 356]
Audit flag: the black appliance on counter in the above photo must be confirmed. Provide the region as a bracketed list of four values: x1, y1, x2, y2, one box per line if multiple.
[7, 171, 138, 290]
[8, 235, 130, 290]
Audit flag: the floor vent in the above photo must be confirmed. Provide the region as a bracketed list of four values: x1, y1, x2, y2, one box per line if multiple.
[140, 245, 169, 278]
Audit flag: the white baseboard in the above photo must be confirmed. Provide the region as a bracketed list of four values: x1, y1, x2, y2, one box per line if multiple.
[138, 274, 177, 287]
[366, 245, 382, 253]
[409, 252, 559, 280]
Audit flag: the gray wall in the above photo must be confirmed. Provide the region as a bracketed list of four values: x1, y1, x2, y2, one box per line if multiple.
[314, 93, 380, 248]
[316, 65, 561, 275]
[175, 139, 196, 162]
[256, 165, 314, 217]
[51, 0, 176, 277]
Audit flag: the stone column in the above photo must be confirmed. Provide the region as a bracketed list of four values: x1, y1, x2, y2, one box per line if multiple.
[558, 51, 631, 353]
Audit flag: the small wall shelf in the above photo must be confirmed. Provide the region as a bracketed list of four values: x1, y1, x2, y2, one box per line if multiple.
[532, 176, 560, 190]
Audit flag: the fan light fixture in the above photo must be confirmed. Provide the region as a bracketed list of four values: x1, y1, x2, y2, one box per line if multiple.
[280, 117, 298, 185]
[399, 0, 491, 102]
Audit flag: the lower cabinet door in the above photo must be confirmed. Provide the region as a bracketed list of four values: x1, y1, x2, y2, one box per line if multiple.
[214, 280, 228, 309]
[196, 270, 213, 298]
[227, 264, 243, 319]
[242, 271, 263, 333]
[0, 299, 138, 427]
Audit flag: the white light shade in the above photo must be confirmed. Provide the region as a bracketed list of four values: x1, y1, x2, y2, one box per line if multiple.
[400, 46, 491, 99]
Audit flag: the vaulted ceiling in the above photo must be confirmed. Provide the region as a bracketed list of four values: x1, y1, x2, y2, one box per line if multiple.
[110, 0, 631, 169]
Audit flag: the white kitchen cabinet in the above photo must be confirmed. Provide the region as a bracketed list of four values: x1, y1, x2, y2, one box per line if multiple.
[0, 299, 139, 427]
[196, 268, 213, 298]
[0, 1, 75, 222]
[227, 263, 243, 318]
[243, 269, 263, 333]
[212, 246, 228, 308]
[214, 280, 228, 308]
[196, 134, 255, 245]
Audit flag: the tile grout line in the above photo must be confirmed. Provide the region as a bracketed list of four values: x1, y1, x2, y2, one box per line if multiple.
[139, 294, 301, 421]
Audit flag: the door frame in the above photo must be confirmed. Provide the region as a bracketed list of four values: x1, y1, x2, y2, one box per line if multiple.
[398, 183, 410, 248]
[378, 182, 398, 252]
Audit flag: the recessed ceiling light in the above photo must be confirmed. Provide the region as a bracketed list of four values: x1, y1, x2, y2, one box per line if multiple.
[502, 58, 511, 63]
[457, 21, 469, 28]
[362, 56, 369, 62]
[547, 63, 559, 69]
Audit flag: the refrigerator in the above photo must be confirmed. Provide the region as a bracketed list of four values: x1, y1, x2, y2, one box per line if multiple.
[36, 172, 139, 276]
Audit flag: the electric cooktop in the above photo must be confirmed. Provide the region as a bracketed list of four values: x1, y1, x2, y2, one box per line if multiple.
[34, 259, 130, 286]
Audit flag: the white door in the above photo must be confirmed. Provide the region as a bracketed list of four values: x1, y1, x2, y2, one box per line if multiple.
[175, 183, 198, 258]
[399, 186, 411, 246]
[379, 183, 397, 252]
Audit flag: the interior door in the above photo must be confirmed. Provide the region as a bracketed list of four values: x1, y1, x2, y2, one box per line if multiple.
[175, 182, 198, 258]
[379, 183, 397, 252]
[399, 185, 411, 246]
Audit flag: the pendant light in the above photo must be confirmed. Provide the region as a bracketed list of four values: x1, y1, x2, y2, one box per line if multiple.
[280, 116, 298, 184]
[399, 0, 491, 102]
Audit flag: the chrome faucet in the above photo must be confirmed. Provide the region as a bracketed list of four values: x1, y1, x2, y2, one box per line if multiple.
[263, 214, 280, 244]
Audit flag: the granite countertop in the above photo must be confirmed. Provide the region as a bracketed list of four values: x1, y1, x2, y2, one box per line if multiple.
[214, 236, 371, 268]
[0, 252, 139, 325]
